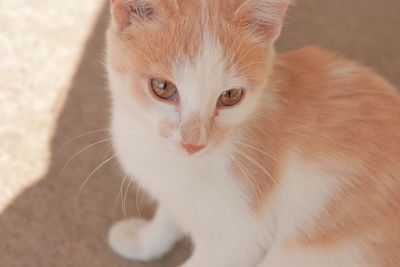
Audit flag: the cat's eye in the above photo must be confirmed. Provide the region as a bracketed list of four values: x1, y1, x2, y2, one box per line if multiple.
[150, 78, 178, 101]
[217, 89, 245, 107]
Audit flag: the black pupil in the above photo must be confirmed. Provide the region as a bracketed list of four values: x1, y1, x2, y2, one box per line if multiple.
[227, 90, 238, 99]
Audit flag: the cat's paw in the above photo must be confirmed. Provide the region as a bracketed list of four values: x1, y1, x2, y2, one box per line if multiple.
[108, 218, 163, 262]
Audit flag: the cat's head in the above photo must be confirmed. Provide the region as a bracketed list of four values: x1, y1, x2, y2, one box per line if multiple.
[107, 0, 288, 156]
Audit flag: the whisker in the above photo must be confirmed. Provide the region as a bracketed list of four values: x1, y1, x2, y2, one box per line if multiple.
[56, 128, 151, 155]
[116, 175, 128, 209]
[232, 147, 277, 185]
[123, 177, 133, 219]
[61, 131, 152, 177]
[223, 148, 260, 199]
[55, 129, 111, 155]
[135, 182, 144, 219]
[59, 138, 113, 177]
[78, 153, 121, 197]
[233, 141, 278, 162]
[101, 145, 114, 162]
[225, 150, 254, 194]
[75, 138, 153, 211]
[241, 129, 267, 145]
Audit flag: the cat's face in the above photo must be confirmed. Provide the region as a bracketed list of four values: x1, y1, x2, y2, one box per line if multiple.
[107, 0, 288, 156]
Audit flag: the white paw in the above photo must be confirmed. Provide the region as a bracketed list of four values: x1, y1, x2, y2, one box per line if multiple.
[108, 218, 162, 262]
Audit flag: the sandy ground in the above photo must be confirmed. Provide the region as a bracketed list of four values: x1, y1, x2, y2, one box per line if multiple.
[0, 1, 399, 266]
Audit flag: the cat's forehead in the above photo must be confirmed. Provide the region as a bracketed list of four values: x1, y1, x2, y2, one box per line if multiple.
[122, 10, 269, 87]
[173, 0, 246, 19]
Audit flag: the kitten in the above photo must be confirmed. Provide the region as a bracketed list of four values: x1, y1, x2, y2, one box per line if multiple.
[106, 0, 400, 266]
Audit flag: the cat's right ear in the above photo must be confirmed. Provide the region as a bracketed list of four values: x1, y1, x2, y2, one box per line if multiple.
[233, 0, 290, 41]
[110, 0, 173, 31]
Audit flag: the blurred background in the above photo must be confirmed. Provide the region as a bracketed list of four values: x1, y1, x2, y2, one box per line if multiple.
[0, 1, 399, 266]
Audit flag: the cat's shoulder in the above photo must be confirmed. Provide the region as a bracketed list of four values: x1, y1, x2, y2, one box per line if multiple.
[277, 46, 375, 81]
[274, 46, 399, 97]
[277, 46, 344, 67]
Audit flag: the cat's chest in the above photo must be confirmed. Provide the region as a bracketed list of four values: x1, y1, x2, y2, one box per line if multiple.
[121, 145, 252, 221]
[129, 149, 234, 201]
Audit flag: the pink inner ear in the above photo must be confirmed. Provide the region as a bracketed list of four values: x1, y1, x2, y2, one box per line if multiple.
[111, 0, 131, 30]
[235, 0, 289, 39]
[253, 2, 289, 38]
[262, 2, 289, 38]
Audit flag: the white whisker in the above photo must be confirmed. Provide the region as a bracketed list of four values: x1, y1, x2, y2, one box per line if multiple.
[232, 146, 277, 185]
[56, 127, 150, 155]
[78, 153, 121, 197]
[59, 138, 113, 177]
[123, 177, 133, 219]
[233, 141, 278, 162]
[223, 147, 260, 199]
[55, 128, 111, 155]
[116, 175, 127, 208]
[136, 182, 144, 219]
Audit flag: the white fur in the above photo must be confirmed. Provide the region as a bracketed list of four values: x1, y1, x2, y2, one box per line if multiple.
[108, 207, 183, 261]
[265, 150, 348, 241]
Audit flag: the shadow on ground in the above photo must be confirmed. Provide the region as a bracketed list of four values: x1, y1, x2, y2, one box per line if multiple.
[1, 0, 399, 266]
[0, 4, 188, 267]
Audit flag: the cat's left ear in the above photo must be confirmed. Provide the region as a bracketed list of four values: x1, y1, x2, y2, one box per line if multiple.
[234, 0, 290, 41]
[110, 0, 178, 31]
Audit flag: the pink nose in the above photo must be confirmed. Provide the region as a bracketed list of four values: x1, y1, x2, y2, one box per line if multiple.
[181, 143, 205, 155]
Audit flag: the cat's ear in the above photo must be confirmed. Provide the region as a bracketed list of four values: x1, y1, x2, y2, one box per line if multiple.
[110, 0, 178, 30]
[234, 0, 290, 41]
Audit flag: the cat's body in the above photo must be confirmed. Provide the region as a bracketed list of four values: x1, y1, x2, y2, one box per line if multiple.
[106, 1, 400, 266]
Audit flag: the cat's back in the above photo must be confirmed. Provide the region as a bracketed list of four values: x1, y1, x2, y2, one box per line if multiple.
[272, 46, 400, 155]
[273, 46, 399, 96]
[275, 46, 399, 99]
[272, 46, 400, 174]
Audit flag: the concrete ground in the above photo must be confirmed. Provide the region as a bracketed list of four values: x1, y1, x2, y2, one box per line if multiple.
[0, 1, 399, 267]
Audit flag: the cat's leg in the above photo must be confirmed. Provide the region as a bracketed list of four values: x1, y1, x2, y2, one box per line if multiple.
[256, 244, 365, 267]
[108, 206, 183, 262]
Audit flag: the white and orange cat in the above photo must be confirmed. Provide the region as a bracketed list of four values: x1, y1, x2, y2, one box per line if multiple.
[106, 0, 400, 266]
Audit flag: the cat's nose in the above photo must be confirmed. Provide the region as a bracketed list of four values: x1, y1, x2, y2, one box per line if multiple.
[181, 143, 205, 155]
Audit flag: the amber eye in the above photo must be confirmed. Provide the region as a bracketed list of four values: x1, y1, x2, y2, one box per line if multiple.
[217, 89, 245, 107]
[150, 78, 178, 101]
